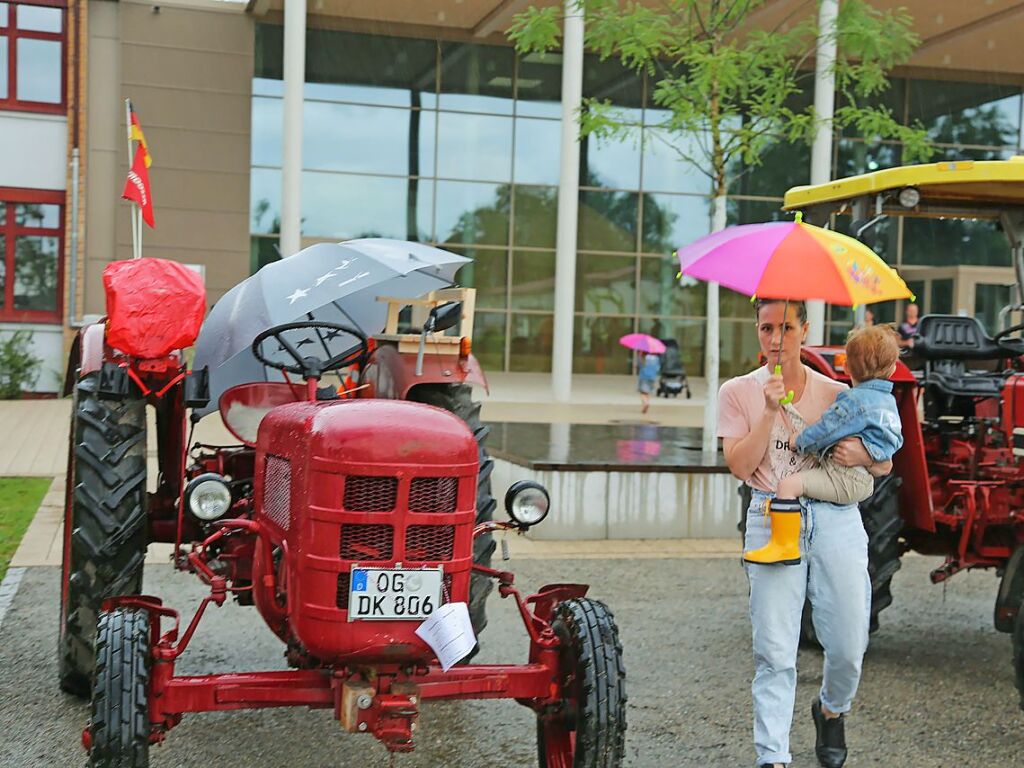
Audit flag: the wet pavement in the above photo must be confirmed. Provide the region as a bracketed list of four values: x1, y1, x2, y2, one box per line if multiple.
[488, 422, 730, 472]
[0, 555, 1020, 767]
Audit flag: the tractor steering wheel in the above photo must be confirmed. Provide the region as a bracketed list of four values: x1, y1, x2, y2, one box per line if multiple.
[251, 321, 369, 379]
[993, 321, 1024, 344]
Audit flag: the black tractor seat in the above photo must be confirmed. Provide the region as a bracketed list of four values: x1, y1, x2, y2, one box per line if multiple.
[913, 314, 1024, 362]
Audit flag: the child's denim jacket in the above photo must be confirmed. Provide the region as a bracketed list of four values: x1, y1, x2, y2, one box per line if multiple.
[795, 379, 903, 462]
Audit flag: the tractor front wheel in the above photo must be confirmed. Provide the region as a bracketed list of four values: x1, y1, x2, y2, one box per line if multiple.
[59, 372, 148, 697]
[87, 608, 152, 768]
[407, 384, 496, 637]
[538, 599, 627, 768]
[1013, 601, 1024, 710]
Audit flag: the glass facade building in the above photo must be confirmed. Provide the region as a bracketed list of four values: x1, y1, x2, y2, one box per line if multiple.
[250, 24, 1024, 379]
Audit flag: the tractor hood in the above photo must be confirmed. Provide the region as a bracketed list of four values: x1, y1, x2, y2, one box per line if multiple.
[256, 398, 479, 469]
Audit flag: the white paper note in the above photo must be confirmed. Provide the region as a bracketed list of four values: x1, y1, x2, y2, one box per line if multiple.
[415, 602, 477, 671]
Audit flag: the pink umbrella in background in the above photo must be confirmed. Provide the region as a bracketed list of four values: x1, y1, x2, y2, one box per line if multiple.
[619, 333, 666, 354]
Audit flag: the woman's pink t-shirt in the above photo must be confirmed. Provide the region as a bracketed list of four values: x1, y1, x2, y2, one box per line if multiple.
[716, 364, 847, 493]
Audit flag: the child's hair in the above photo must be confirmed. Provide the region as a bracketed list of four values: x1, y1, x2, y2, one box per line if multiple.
[845, 324, 899, 381]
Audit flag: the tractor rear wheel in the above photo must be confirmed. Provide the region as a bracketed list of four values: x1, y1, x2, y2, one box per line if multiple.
[1014, 603, 1024, 710]
[59, 372, 148, 697]
[407, 383, 496, 637]
[87, 608, 151, 767]
[537, 598, 627, 768]
[738, 475, 904, 647]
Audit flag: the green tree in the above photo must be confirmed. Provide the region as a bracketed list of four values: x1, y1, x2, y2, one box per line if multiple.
[510, 0, 932, 449]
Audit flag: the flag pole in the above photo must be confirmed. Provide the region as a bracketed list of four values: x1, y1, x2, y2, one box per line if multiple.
[124, 98, 138, 259]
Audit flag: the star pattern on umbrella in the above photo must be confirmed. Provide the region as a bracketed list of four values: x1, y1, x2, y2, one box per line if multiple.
[286, 288, 309, 305]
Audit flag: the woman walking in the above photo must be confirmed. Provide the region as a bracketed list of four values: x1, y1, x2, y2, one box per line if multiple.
[717, 299, 893, 768]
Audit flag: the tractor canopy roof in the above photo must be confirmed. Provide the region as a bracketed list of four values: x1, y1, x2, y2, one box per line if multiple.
[783, 156, 1024, 223]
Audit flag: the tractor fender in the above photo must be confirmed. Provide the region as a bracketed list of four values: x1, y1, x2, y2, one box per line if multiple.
[62, 321, 106, 395]
[995, 544, 1024, 633]
[366, 343, 488, 400]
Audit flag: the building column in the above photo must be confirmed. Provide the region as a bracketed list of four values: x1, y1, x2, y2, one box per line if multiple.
[280, 0, 306, 259]
[551, 0, 584, 402]
[807, 0, 838, 344]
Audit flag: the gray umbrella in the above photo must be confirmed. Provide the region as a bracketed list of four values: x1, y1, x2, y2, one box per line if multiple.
[192, 239, 469, 417]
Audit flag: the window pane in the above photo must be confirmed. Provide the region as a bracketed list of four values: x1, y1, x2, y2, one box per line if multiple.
[516, 52, 561, 118]
[639, 257, 706, 316]
[471, 311, 506, 371]
[728, 139, 809, 197]
[301, 173, 432, 241]
[578, 189, 638, 252]
[720, 287, 755, 319]
[250, 236, 280, 275]
[838, 80, 905, 137]
[250, 168, 280, 235]
[975, 283, 1013, 336]
[445, 246, 507, 310]
[642, 193, 710, 255]
[439, 42, 514, 114]
[435, 181, 509, 246]
[0, 38, 7, 99]
[833, 213, 896, 263]
[726, 198, 786, 227]
[14, 236, 59, 311]
[437, 112, 512, 182]
[513, 185, 557, 248]
[253, 77, 283, 97]
[930, 278, 954, 314]
[511, 250, 555, 310]
[251, 96, 281, 166]
[581, 132, 640, 190]
[638, 317, 705, 377]
[642, 129, 709, 195]
[508, 313, 552, 372]
[583, 55, 642, 109]
[514, 117, 561, 185]
[0, 4, 7, 27]
[902, 218, 1010, 267]
[15, 203, 60, 228]
[17, 5, 61, 32]
[908, 79, 1021, 147]
[836, 140, 902, 177]
[304, 102, 435, 177]
[0, 234, 5, 307]
[17, 39, 61, 103]
[576, 253, 635, 314]
[721, 319, 761, 379]
[573, 315, 633, 374]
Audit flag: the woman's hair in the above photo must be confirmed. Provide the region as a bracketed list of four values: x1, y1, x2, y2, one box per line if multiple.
[753, 298, 807, 324]
[845, 325, 899, 381]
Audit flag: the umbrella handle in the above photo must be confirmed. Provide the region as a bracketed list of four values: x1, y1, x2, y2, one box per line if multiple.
[774, 364, 795, 405]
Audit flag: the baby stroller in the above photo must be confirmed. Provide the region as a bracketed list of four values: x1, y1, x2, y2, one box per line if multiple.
[657, 339, 691, 398]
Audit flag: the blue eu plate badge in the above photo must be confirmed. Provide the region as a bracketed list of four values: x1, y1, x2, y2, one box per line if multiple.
[351, 570, 368, 592]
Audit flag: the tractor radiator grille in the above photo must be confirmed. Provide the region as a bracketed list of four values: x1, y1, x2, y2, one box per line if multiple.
[344, 476, 398, 512]
[336, 571, 455, 610]
[263, 456, 291, 531]
[405, 525, 456, 561]
[340, 524, 393, 560]
[409, 477, 459, 514]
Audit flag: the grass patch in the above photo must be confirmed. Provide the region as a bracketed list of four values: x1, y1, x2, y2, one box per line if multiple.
[0, 477, 51, 581]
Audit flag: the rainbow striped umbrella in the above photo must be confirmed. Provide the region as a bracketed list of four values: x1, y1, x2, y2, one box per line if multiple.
[676, 214, 913, 306]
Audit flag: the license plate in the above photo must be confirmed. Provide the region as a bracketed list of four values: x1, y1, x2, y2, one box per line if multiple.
[348, 567, 443, 621]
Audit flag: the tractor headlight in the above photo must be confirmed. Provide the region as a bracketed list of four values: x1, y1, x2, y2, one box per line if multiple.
[504, 481, 550, 527]
[185, 473, 232, 521]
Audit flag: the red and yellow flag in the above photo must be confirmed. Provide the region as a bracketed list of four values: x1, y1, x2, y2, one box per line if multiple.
[129, 106, 152, 168]
[122, 145, 155, 228]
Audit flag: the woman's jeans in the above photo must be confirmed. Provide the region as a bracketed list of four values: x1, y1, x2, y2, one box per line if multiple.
[744, 489, 871, 766]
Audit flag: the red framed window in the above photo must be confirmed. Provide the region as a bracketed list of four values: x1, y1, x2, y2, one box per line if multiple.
[0, 187, 64, 322]
[0, 1, 67, 115]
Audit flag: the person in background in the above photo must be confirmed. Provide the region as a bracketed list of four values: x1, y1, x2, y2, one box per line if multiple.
[897, 303, 919, 349]
[637, 352, 660, 414]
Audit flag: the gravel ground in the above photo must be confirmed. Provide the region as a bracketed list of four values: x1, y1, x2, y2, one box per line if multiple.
[0, 555, 1019, 767]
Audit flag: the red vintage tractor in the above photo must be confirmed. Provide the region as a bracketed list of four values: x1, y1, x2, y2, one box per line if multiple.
[58, 242, 627, 766]
[778, 158, 1024, 706]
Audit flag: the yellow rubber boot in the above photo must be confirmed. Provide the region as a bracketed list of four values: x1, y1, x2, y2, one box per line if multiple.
[744, 497, 802, 566]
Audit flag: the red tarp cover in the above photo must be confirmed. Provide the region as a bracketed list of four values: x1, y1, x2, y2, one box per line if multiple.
[103, 258, 206, 359]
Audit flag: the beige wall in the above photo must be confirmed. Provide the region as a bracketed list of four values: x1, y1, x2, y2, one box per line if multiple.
[84, 0, 253, 315]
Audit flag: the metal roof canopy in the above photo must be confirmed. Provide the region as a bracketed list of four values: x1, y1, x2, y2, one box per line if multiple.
[783, 158, 1024, 222]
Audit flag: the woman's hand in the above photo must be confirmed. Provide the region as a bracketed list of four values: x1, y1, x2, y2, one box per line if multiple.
[763, 373, 786, 411]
